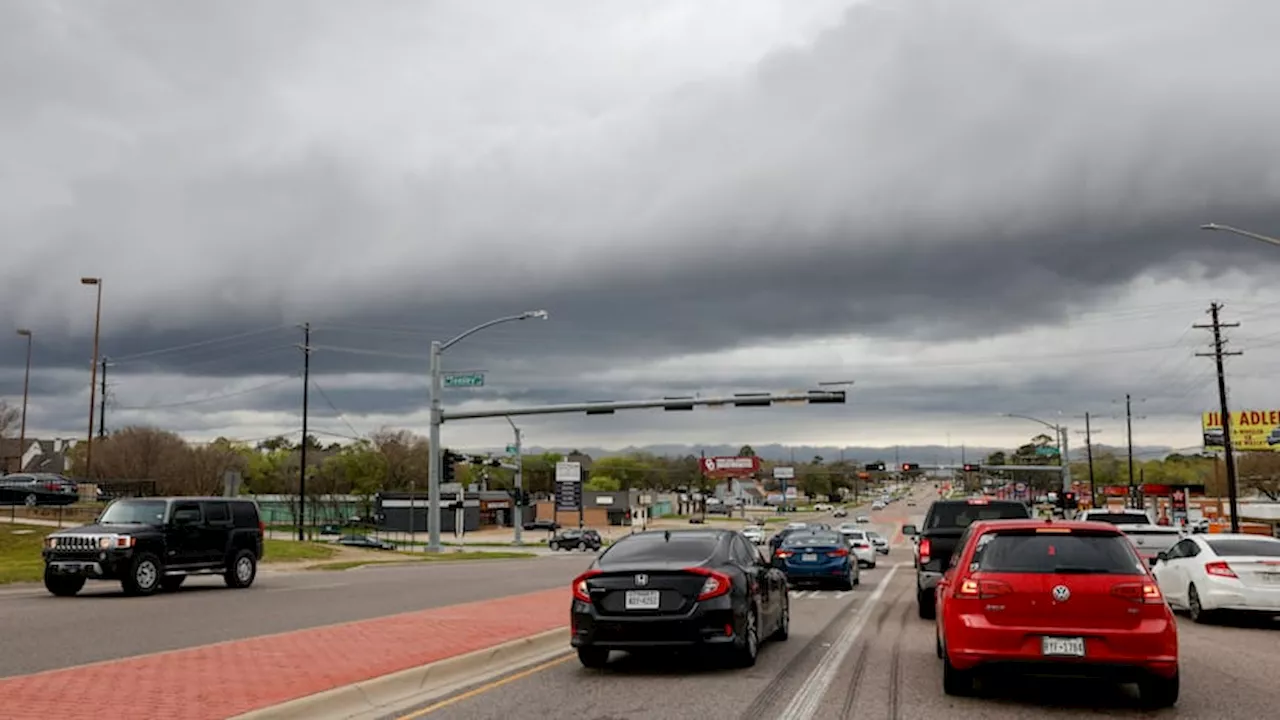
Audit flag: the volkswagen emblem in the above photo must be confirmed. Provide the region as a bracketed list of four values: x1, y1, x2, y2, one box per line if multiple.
[635, 574, 648, 586]
[1052, 585, 1070, 602]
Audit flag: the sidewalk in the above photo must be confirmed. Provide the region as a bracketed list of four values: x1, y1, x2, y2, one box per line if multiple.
[0, 587, 567, 720]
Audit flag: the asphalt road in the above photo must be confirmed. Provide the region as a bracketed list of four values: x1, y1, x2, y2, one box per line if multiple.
[379, 489, 1280, 720]
[0, 554, 594, 678]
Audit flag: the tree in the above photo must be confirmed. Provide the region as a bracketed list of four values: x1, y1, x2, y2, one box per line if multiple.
[1237, 452, 1280, 501]
[370, 428, 429, 490]
[591, 455, 657, 491]
[738, 445, 756, 457]
[0, 400, 17, 438]
[585, 475, 621, 492]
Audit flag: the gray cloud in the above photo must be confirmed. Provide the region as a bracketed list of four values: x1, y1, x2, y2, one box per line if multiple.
[4, 0, 1280, 445]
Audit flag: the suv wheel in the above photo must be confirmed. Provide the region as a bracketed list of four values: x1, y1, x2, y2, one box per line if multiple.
[549, 541, 560, 551]
[44, 568, 85, 597]
[224, 549, 258, 589]
[122, 552, 163, 596]
[24, 493, 37, 507]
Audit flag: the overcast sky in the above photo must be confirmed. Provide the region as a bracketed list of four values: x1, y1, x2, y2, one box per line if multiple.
[4, 0, 1280, 454]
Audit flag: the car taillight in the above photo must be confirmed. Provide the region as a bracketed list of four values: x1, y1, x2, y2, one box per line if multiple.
[1205, 561, 1237, 578]
[258, 520, 266, 535]
[827, 547, 849, 557]
[918, 538, 931, 564]
[954, 578, 1011, 599]
[775, 549, 793, 558]
[686, 567, 732, 601]
[1111, 582, 1163, 604]
[572, 570, 601, 603]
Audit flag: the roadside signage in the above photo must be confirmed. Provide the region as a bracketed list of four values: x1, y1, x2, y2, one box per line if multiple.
[555, 462, 581, 483]
[1202, 410, 1280, 452]
[506, 444, 518, 454]
[700, 456, 760, 478]
[1035, 446, 1060, 457]
[773, 466, 795, 480]
[443, 373, 485, 388]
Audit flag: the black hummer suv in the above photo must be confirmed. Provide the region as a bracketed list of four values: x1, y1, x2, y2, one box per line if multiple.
[41, 496, 264, 597]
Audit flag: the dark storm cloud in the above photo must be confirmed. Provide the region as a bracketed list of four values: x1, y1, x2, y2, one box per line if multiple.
[4, 0, 1280, 436]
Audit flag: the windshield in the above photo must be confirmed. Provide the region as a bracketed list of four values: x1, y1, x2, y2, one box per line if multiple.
[1085, 512, 1151, 525]
[926, 502, 1029, 530]
[867, 532, 883, 541]
[1206, 539, 1280, 557]
[783, 531, 843, 547]
[840, 530, 867, 540]
[600, 532, 720, 565]
[98, 500, 167, 525]
[972, 530, 1144, 575]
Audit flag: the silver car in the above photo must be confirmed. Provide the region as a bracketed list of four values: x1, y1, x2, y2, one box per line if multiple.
[865, 530, 889, 555]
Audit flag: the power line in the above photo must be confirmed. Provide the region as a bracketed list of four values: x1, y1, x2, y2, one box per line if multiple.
[309, 378, 363, 440]
[109, 325, 292, 363]
[113, 375, 299, 410]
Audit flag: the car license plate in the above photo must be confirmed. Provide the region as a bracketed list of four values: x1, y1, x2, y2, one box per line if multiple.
[801, 553, 818, 562]
[625, 590, 660, 610]
[1261, 572, 1280, 584]
[1041, 636, 1085, 657]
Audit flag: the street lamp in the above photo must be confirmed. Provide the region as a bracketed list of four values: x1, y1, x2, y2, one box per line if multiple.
[81, 277, 103, 478]
[14, 329, 32, 473]
[1000, 413, 1071, 493]
[1201, 223, 1280, 248]
[428, 310, 548, 552]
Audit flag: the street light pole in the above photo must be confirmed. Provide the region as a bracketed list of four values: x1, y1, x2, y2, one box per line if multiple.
[81, 277, 103, 477]
[1201, 223, 1280, 248]
[506, 416, 524, 546]
[1002, 413, 1071, 494]
[428, 310, 548, 553]
[15, 329, 32, 473]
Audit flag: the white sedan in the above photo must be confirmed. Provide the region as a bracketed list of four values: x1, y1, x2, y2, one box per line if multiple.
[1152, 533, 1280, 622]
[741, 525, 766, 545]
[839, 528, 877, 568]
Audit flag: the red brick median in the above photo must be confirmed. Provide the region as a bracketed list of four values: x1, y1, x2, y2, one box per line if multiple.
[0, 587, 568, 720]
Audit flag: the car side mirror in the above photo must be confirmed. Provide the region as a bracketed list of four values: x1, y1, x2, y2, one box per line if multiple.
[902, 524, 918, 537]
[1156, 551, 1169, 562]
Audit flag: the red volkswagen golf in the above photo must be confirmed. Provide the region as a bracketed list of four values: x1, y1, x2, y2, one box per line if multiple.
[935, 518, 1179, 708]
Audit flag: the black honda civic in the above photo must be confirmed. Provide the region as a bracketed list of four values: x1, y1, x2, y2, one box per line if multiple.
[570, 528, 790, 669]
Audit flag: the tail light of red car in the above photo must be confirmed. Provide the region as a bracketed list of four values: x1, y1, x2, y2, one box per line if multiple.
[953, 578, 1012, 599]
[1111, 582, 1163, 604]
[827, 547, 849, 558]
[1205, 561, 1237, 578]
[918, 538, 931, 564]
[686, 566, 733, 601]
[572, 569, 602, 603]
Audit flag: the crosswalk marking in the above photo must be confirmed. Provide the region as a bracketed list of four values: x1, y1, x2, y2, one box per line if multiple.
[788, 590, 855, 600]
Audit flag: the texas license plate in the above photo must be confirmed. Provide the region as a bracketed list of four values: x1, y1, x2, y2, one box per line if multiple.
[801, 553, 818, 562]
[1041, 636, 1085, 657]
[624, 590, 660, 610]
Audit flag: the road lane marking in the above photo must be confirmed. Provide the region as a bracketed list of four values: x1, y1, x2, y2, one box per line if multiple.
[264, 582, 351, 593]
[775, 562, 905, 720]
[394, 653, 574, 718]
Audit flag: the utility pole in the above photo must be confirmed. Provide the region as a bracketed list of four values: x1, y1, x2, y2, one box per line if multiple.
[298, 323, 312, 542]
[508, 418, 524, 546]
[98, 358, 108, 439]
[1125, 394, 1135, 505]
[1076, 413, 1098, 503]
[1196, 303, 1243, 533]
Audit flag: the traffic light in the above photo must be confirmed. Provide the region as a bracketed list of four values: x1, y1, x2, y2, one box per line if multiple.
[442, 450, 457, 483]
[1060, 491, 1078, 510]
[864, 462, 886, 472]
[962, 463, 981, 472]
[901, 463, 919, 472]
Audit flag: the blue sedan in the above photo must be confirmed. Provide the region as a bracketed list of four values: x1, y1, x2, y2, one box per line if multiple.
[772, 530, 859, 590]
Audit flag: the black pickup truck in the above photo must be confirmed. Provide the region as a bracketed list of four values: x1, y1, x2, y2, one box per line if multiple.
[902, 498, 1031, 619]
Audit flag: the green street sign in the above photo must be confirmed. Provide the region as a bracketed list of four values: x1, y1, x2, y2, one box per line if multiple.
[1035, 446, 1060, 457]
[444, 373, 485, 388]
[506, 444, 518, 454]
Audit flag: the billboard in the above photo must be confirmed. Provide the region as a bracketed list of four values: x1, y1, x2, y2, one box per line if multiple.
[1201, 410, 1280, 452]
[700, 456, 760, 478]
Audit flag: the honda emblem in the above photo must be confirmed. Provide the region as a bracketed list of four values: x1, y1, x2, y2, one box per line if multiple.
[635, 574, 648, 586]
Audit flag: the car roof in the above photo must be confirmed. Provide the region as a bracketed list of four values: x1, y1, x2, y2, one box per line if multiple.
[1196, 533, 1280, 542]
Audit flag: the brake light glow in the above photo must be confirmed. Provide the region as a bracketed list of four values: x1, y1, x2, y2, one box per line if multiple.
[1111, 582, 1162, 604]
[775, 549, 793, 558]
[572, 570, 601, 603]
[1205, 561, 1237, 578]
[966, 498, 989, 505]
[1035, 527, 1071, 534]
[954, 578, 1011, 599]
[686, 566, 732, 601]
[918, 538, 931, 564]
[827, 547, 849, 557]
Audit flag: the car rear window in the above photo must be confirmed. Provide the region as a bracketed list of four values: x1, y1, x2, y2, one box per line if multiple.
[971, 530, 1145, 575]
[601, 532, 721, 564]
[784, 532, 843, 547]
[1084, 512, 1151, 525]
[1206, 539, 1280, 557]
[1121, 529, 1182, 552]
[926, 502, 1029, 529]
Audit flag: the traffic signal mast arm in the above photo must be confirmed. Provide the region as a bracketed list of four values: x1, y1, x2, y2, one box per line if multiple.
[441, 389, 846, 421]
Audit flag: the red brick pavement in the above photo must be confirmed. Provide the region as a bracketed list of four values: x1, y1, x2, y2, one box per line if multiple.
[0, 587, 568, 720]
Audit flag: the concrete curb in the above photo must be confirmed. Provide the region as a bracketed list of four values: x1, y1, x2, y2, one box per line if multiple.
[230, 626, 571, 720]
